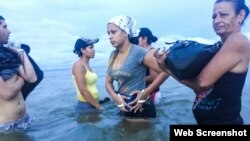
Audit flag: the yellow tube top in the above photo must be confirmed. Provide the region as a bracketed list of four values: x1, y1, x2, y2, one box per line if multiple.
[72, 69, 99, 102]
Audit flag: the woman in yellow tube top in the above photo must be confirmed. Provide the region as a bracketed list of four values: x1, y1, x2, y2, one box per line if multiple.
[72, 37, 102, 113]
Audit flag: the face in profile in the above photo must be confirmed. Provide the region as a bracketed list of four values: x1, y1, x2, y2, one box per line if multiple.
[83, 45, 95, 58]
[0, 20, 11, 44]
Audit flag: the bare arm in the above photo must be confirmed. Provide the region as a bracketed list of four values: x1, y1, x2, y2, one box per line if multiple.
[142, 52, 169, 98]
[163, 33, 250, 93]
[145, 68, 158, 83]
[144, 52, 165, 74]
[0, 75, 25, 101]
[143, 72, 169, 99]
[144, 49, 159, 83]
[16, 49, 37, 83]
[105, 72, 123, 105]
[72, 61, 101, 109]
[129, 52, 169, 112]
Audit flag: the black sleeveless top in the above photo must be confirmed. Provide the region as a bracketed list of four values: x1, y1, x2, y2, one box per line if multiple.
[192, 71, 247, 123]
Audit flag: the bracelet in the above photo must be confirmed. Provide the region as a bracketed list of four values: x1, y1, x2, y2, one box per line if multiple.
[137, 89, 149, 103]
[116, 103, 124, 108]
[116, 93, 124, 108]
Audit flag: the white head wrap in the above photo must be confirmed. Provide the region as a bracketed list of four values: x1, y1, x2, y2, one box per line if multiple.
[108, 15, 138, 37]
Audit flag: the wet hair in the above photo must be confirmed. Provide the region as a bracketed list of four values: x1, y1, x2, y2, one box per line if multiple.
[0, 16, 5, 24]
[215, 0, 249, 25]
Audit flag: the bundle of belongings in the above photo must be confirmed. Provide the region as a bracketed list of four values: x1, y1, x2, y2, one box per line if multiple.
[1, 42, 44, 100]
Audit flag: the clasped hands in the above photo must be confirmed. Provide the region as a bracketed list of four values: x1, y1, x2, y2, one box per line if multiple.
[116, 89, 149, 113]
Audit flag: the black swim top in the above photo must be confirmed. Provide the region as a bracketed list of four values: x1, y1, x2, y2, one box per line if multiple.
[193, 71, 248, 119]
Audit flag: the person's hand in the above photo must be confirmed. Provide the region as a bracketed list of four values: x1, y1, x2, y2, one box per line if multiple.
[154, 47, 168, 71]
[116, 94, 130, 112]
[18, 49, 25, 64]
[128, 89, 148, 113]
[129, 101, 143, 113]
[127, 90, 142, 112]
[8, 47, 26, 64]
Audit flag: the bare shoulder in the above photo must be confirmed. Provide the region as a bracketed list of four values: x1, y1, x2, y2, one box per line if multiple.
[72, 60, 85, 74]
[226, 33, 250, 48]
[222, 33, 250, 72]
[220, 33, 250, 58]
[73, 60, 83, 68]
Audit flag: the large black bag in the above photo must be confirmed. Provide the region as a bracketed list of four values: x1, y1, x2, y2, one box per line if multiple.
[20, 44, 44, 100]
[21, 54, 44, 100]
[165, 40, 222, 80]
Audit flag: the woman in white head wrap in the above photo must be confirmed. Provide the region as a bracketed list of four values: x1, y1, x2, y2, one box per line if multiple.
[105, 15, 169, 118]
[108, 15, 137, 38]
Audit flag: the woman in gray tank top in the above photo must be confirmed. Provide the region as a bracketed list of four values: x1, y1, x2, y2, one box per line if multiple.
[105, 15, 169, 118]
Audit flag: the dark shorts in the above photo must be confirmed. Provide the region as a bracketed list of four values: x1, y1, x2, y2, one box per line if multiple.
[120, 100, 156, 118]
[75, 101, 100, 114]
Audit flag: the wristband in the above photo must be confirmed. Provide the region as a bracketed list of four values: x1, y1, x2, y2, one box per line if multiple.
[137, 89, 149, 103]
[116, 93, 124, 108]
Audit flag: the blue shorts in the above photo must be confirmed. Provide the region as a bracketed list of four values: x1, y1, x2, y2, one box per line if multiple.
[75, 101, 100, 114]
[0, 114, 32, 132]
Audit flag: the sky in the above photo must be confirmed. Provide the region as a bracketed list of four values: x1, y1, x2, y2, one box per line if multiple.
[1, 0, 250, 68]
